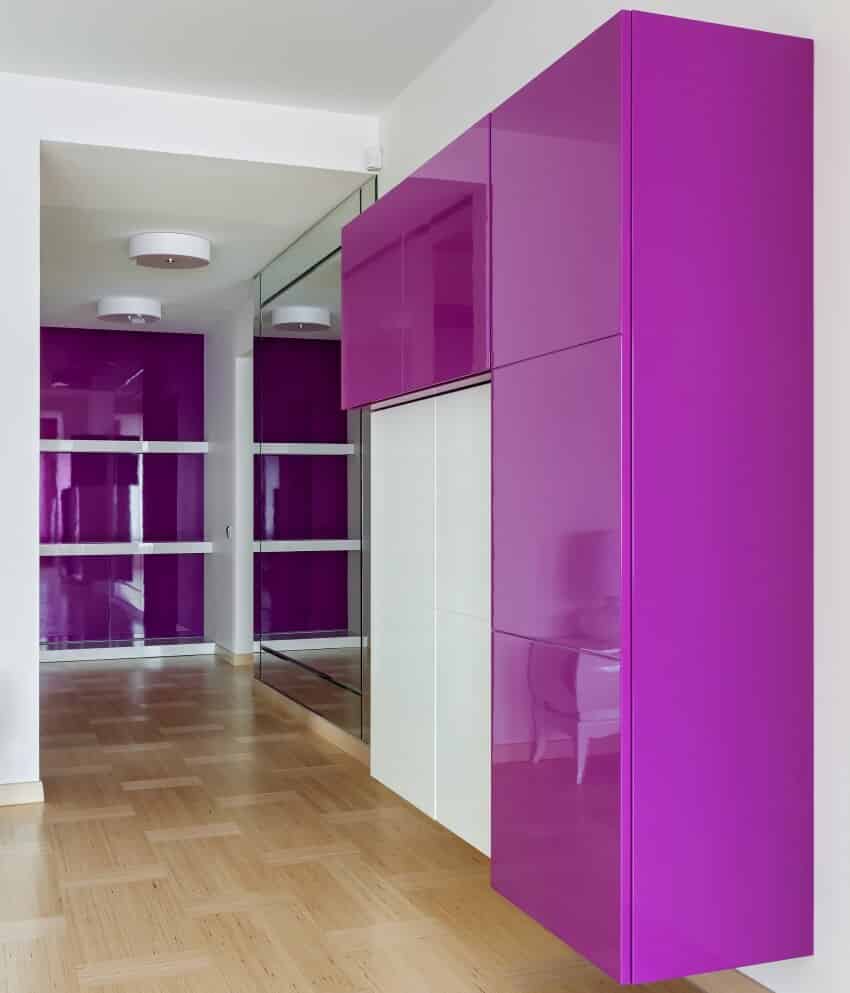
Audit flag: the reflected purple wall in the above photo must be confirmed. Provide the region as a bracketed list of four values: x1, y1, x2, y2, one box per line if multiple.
[254, 336, 350, 638]
[39, 327, 206, 646]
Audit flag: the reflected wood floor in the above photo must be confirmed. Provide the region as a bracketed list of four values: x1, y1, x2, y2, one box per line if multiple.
[0, 657, 698, 993]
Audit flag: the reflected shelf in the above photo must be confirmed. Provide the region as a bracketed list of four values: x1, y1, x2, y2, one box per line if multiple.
[252, 443, 355, 456]
[253, 539, 361, 552]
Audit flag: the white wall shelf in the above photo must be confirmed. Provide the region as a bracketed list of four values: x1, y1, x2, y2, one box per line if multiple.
[40, 542, 213, 557]
[252, 443, 354, 456]
[40, 642, 216, 663]
[39, 440, 209, 454]
[252, 539, 361, 553]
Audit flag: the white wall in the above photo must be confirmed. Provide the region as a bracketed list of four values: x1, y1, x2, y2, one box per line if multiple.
[0, 70, 377, 790]
[204, 290, 255, 656]
[379, 3, 845, 991]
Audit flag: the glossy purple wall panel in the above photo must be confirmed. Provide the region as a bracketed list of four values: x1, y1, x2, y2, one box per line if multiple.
[341, 120, 489, 408]
[143, 455, 205, 541]
[143, 555, 205, 641]
[40, 556, 144, 646]
[254, 337, 347, 443]
[40, 327, 206, 647]
[254, 552, 349, 637]
[254, 455, 348, 541]
[41, 328, 203, 441]
[492, 338, 621, 652]
[491, 15, 622, 368]
[628, 13, 813, 981]
[492, 632, 621, 977]
[40, 453, 140, 542]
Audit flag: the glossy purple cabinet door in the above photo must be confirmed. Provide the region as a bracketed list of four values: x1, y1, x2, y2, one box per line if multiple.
[492, 631, 620, 978]
[403, 120, 489, 392]
[493, 337, 621, 651]
[40, 453, 140, 543]
[342, 120, 489, 407]
[341, 217, 404, 408]
[491, 14, 624, 367]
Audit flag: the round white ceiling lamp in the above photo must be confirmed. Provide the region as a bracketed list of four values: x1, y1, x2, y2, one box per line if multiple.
[267, 305, 332, 331]
[97, 296, 162, 326]
[128, 232, 211, 269]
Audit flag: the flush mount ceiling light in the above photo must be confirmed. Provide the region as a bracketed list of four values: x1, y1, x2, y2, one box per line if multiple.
[97, 296, 162, 326]
[128, 232, 211, 269]
[267, 305, 332, 331]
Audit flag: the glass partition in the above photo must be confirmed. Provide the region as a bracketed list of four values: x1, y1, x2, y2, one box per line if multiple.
[254, 180, 374, 741]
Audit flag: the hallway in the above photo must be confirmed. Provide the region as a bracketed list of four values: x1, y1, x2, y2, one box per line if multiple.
[0, 658, 692, 992]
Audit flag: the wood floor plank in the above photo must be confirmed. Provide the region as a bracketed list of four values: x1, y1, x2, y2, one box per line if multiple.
[11, 658, 697, 993]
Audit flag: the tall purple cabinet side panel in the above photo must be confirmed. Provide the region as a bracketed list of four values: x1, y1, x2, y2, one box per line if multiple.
[491, 338, 623, 979]
[491, 14, 623, 368]
[629, 13, 813, 981]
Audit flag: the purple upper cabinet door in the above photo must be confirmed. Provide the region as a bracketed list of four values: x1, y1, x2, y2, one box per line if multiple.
[491, 13, 625, 367]
[629, 13, 812, 982]
[341, 207, 404, 408]
[403, 119, 490, 392]
[493, 337, 622, 654]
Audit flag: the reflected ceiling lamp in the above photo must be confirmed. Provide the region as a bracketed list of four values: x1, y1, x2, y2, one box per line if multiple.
[267, 305, 332, 332]
[128, 232, 211, 269]
[97, 295, 162, 326]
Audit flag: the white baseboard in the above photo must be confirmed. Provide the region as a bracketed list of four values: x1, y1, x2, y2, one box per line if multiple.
[255, 636, 362, 652]
[40, 643, 216, 663]
[0, 781, 44, 807]
[215, 644, 256, 667]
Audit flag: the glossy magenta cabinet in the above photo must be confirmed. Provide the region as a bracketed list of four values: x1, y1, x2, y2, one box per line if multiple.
[492, 11, 812, 985]
[342, 120, 489, 407]
[491, 14, 623, 366]
[340, 8, 812, 986]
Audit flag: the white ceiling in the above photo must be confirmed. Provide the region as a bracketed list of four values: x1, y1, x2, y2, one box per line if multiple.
[1, 0, 493, 113]
[40, 142, 366, 332]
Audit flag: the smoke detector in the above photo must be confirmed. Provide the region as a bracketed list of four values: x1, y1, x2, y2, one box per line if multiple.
[97, 296, 162, 326]
[129, 232, 210, 269]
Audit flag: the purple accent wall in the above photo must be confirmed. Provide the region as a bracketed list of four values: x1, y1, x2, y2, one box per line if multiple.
[40, 453, 140, 543]
[143, 455, 205, 541]
[254, 455, 347, 541]
[254, 552, 348, 637]
[40, 556, 144, 646]
[254, 337, 347, 443]
[254, 336, 351, 639]
[39, 327, 206, 647]
[41, 327, 203, 441]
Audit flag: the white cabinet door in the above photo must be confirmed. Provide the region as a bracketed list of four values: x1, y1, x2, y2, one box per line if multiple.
[434, 384, 491, 854]
[370, 384, 491, 849]
[370, 398, 436, 816]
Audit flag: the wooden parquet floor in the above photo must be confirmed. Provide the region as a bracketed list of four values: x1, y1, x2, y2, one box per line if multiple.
[0, 657, 697, 993]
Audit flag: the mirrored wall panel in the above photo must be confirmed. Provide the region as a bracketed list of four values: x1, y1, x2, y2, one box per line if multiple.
[254, 186, 373, 740]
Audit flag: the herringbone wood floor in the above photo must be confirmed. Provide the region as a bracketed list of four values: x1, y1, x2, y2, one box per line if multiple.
[0, 657, 697, 992]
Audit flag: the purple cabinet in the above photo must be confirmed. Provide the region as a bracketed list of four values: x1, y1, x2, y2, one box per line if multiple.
[492, 338, 621, 651]
[339, 9, 812, 983]
[491, 10, 812, 985]
[342, 121, 489, 407]
[491, 15, 623, 367]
